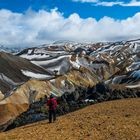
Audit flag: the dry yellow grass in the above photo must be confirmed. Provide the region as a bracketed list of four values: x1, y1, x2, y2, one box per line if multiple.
[0, 98, 140, 140]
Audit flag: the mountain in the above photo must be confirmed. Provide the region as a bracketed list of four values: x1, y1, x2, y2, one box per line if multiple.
[0, 98, 140, 140]
[18, 39, 140, 89]
[0, 45, 24, 53]
[0, 39, 140, 131]
[0, 51, 53, 94]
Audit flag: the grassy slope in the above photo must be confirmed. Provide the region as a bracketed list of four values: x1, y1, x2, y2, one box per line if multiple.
[0, 98, 140, 140]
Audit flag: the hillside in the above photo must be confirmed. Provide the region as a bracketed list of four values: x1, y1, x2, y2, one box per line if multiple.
[0, 39, 140, 131]
[19, 39, 140, 89]
[0, 51, 53, 94]
[0, 98, 140, 140]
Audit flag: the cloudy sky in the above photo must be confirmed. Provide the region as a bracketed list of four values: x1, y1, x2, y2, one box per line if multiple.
[0, 0, 140, 47]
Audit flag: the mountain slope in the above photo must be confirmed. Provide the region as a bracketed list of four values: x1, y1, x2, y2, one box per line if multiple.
[19, 39, 140, 89]
[0, 51, 53, 95]
[0, 98, 140, 140]
[0, 39, 140, 132]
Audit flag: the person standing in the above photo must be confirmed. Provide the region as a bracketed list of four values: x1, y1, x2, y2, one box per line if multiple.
[47, 94, 58, 123]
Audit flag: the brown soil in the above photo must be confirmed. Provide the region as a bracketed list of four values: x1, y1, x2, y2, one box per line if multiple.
[0, 98, 140, 140]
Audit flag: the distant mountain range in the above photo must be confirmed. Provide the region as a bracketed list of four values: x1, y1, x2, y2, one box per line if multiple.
[0, 45, 23, 53]
[0, 39, 140, 131]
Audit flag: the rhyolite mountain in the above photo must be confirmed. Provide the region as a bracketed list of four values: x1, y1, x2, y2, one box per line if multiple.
[0, 39, 140, 131]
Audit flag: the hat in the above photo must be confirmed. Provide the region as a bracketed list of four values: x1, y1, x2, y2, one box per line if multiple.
[50, 94, 54, 99]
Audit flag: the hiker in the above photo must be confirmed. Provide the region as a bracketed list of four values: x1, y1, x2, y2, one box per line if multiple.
[47, 94, 58, 123]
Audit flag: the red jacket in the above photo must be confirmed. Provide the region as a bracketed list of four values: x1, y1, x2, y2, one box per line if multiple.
[47, 98, 57, 110]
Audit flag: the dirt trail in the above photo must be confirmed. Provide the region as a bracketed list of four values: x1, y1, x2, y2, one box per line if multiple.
[0, 98, 140, 140]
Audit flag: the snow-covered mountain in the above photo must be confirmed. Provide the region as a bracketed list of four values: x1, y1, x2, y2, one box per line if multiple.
[0, 45, 24, 53]
[0, 51, 54, 95]
[0, 39, 140, 131]
[18, 39, 140, 89]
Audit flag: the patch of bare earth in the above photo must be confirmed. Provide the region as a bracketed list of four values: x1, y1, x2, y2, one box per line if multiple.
[0, 98, 140, 140]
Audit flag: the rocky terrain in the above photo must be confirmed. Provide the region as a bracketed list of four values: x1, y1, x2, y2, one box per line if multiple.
[0, 98, 140, 140]
[0, 39, 140, 131]
[5, 86, 139, 130]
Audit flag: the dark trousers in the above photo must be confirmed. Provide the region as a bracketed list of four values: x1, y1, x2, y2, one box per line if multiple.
[49, 110, 56, 123]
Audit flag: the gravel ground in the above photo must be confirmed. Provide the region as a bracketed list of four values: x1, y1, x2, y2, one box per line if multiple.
[0, 98, 140, 140]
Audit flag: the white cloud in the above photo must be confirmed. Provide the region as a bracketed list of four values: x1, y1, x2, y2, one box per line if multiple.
[73, 0, 98, 2]
[95, 1, 124, 6]
[73, 0, 140, 7]
[0, 8, 140, 47]
[122, 0, 140, 6]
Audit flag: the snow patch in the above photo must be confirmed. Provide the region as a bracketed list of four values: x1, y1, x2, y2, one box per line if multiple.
[70, 56, 81, 69]
[50, 79, 56, 83]
[130, 70, 140, 79]
[70, 60, 80, 69]
[31, 55, 71, 66]
[28, 50, 32, 55]
[21, 70, 51, 79]
[61, 80, 65, 86]
[127, 62, 140, 71]
[112, 75, 126, 84]
[126, 83, 140, 88]
[50, 92, 58, 97]
[21, 54, 50, 60]
[0, 73, 22, 86]
[85, 99, 95, 103]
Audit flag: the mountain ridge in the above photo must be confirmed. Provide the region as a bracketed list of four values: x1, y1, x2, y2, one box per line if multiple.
[0, 38, 140, 131]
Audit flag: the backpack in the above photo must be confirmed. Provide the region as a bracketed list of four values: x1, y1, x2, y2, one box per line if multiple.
[49, 100, 54, 107]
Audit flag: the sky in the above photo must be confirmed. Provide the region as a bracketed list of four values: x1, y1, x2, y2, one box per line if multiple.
[0, 0, 140, 47]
